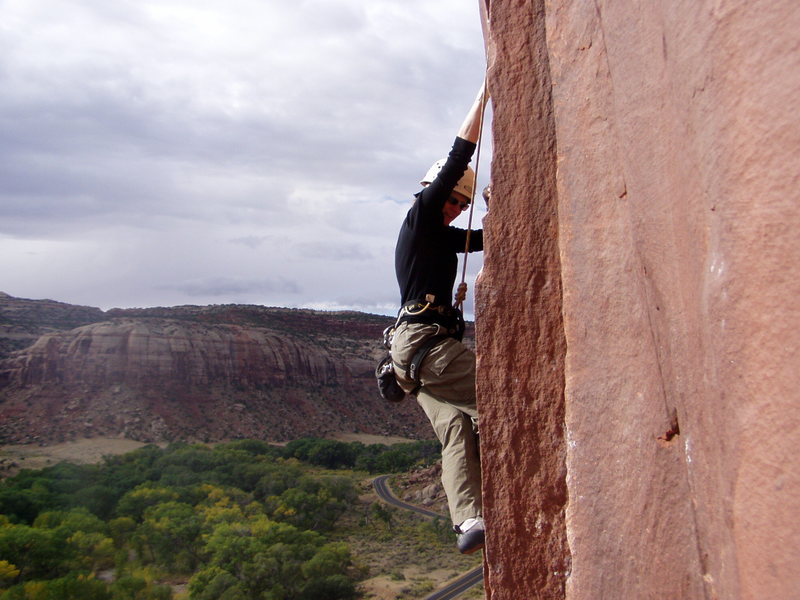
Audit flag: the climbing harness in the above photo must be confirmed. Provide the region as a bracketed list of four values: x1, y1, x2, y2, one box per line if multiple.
[397, 298, 465, 341]
[375, 322, 451, 402]
[454, 77, 490, 311]
[375, 294, 465, 402]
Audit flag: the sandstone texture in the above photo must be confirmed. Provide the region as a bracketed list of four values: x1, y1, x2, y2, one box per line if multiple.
[475, 1, 568, 598]
[477, 1, 800, 599]
[0, 296, 432, 444]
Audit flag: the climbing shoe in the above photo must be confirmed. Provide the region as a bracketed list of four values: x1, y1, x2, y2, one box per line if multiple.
[454, 516, 485, 554]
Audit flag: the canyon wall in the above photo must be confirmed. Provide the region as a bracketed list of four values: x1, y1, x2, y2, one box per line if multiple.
[0, 300, 432, 444]
[476, 1, 800, 599]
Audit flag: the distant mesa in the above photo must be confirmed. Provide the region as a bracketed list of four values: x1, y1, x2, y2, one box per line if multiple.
[0, 293, 434, 445]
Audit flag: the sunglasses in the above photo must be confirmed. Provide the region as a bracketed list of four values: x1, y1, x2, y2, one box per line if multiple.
[447, 196, 470, 211]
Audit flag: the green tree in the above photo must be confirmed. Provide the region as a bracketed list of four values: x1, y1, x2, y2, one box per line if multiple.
[110, 575, 172, 600]
[283, 438, 317, 462]
[353, 446, 383, 473]
[31, 507, 114, 571]
[269, 486, 346, 532]
[253, 463, 303, 501]
[107, 516, 136, 549]
[305, 440, 358, 469]
[301, 542, 352, 580]
[116, 486, 179, 522]
[195, 485, 258, 529]
[65, 530, 115, 572]
[203, 516, 328, 598]
[138, 501, 202, 570]
[370, 502, 394, 531]
[69, 485, 118, 520]
[298, 574, 357, 600]
[0, 523, 65, 581]
[100, 445, 162, 496]
[188, 567, 246, 600]
[374, 448, 417, 473]
[33, 507, 107, 537]
[0, 573, 111, 600]
[0, 480, 54, 525]
[0, 560, 20, 591]
[153, 444, 227, 487]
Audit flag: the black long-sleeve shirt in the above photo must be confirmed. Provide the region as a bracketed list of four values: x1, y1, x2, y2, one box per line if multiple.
[395, 137, 484, 307]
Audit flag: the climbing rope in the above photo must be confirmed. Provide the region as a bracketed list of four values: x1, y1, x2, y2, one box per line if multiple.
[454, 78, 489, 311]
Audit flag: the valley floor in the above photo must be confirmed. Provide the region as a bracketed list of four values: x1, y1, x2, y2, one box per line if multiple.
[0, 433, 423, 477]
[0, 435, 484, 600]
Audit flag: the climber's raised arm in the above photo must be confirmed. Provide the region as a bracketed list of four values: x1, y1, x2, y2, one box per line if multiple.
[457, 80, 489, 143]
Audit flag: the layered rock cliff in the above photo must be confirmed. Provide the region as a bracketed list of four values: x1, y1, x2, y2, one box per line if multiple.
[477, 1, 800, 599]
[0, 295, 432, 444]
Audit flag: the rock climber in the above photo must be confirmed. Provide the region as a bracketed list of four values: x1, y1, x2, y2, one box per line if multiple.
[390, 81, 488, 554]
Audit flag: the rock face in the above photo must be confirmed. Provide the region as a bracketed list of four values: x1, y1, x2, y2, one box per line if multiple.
[478, 2, 800, 599]
[0, 297, 432, 444]
[0, 292, 105, 358]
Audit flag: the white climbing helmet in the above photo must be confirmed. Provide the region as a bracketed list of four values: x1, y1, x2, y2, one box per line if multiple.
[420, 159, 475, 200]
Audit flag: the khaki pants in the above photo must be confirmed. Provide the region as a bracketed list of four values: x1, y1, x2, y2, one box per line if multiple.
[391, 321, 482, 526]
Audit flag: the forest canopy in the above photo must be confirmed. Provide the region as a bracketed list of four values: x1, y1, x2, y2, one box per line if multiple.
[0, 438, 441, 599]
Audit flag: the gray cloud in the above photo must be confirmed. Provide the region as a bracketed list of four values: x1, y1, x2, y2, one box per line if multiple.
[164, 276, 302, 298]
[0, 0, 490, 317]
[296, 241, 373, 261]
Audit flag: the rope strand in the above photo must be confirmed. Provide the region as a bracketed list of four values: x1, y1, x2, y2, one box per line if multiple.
[454, 78, 489, 310]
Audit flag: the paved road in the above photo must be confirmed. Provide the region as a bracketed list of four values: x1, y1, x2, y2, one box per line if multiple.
[372, 475, 484, 600]
[372, 474, 442, 518]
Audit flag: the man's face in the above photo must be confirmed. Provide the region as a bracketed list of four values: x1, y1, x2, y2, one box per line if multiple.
[443, 192, 470, 225]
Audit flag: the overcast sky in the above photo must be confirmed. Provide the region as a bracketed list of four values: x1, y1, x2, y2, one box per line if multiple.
[0, 0, 492, 319]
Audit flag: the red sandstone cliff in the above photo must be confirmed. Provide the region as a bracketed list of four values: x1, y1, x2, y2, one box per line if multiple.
[0, 297, 432, 444]
[477, 1, 800, 599]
